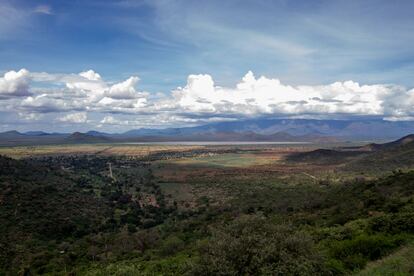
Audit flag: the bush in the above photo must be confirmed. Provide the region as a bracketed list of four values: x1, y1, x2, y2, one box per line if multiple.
[191, 215, 325, 275]
[370, 212, 414, 234]
[159, 236, 185, 256]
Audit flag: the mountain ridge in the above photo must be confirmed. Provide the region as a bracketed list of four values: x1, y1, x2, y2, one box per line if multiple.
[2, 118, 414, 146]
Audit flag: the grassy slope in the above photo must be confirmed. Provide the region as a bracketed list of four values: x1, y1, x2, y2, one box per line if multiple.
[345, 141, 414, 174]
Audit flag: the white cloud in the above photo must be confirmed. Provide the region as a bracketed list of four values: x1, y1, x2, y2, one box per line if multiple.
[18, 112, 42, 121]
[106, 76, 142, 99]
[384, 116, 414, 122]
[58, 112, 88, 123]
[79, 70, 101, 81]
[97, 96, 147, 110]
[21, 94, 74, 113]
[100, 115, 119, 125]
[13, 69, 147, 114]
[170, 71, 401, 117]
[4, 68, 414, 128]
[63, 71, 145, 103]
[0, 69, 31, 98]
[65, 70, 106, 97]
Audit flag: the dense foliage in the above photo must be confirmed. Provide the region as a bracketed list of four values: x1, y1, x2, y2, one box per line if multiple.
[1, 152, 414, 275]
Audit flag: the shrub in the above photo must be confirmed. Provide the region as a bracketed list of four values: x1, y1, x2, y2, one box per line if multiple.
[191, 215, 325, 275]
[370, 212, 414, 234]
[159, 236, 185, 256]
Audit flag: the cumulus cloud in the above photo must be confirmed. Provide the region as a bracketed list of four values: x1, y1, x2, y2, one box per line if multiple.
[3, 68, 414, 129]
[106, 76, 141, 99]
[21, 94, 74, 113]
[63, 70, 146, 103]
[97, 96, 147, 110]
[65, 70, 106, 97]
[170, 71, 414, 120]
[0, 69, 31, 98]
[58, 112, 88, 123]
[10, 69, 148, 114]
[79, 70, 101, 81]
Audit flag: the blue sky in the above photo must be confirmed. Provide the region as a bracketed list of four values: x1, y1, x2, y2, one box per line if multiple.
[1, 0, 414, 132]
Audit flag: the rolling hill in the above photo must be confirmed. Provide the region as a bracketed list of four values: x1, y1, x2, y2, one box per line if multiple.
[287, 134, 414, 173]
[345, 134, 414, 172]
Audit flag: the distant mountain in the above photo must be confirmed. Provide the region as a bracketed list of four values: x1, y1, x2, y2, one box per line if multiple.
[0, 131, 37, 145]
[65, 132, 112, 143]
[114, 131, 338, 143]
[2, 118, 414, 146]
[24, 131, 50, 136]
[0, 131, 68, 146]
[121, 128, 184, 137]
[85, 130, 110, 137]
[0, 130, 25, 139]
[119, 118, 414, 140]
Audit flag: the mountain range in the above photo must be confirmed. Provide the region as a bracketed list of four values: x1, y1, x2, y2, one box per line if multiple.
[2, 118, 414, 146]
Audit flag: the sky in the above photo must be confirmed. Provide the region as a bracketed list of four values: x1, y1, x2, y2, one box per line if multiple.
[1, 0, 414, 132]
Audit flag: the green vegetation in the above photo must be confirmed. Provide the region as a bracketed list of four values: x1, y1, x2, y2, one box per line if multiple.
[356, 242, 414, 275]
[1, 139, 414, 275]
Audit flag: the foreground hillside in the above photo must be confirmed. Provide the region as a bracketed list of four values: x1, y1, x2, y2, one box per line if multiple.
[1, 138, 414, 274]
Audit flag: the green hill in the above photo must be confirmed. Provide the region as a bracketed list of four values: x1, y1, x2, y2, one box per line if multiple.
[345, 136, 414, 173]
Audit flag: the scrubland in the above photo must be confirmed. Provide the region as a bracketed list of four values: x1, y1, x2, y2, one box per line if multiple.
[1, 141, 414, 275]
